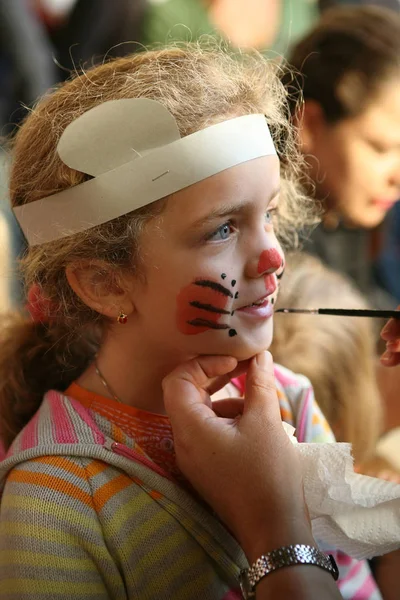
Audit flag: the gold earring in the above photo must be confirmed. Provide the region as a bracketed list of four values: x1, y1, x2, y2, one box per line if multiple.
[116, 310, 128, 324]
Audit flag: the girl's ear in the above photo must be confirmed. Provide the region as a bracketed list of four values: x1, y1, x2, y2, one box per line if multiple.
[294, 99, 327, 155]
[65, 260, 134, 319]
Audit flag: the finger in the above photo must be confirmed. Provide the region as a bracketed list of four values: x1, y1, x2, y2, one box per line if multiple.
[386, 340, 400, 353]
[380, 350, 400, 367]
[171, 355, 238, 391]
[163, 375, 215, 433]
[206, 358, 251, 396]
[243, 351, 281, 421]
[163, 355, 237, 426]
[381, 310, 400, 340]
[212, 398, 244, 418]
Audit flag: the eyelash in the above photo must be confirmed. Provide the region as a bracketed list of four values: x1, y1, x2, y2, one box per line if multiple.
[207, 208, 277, 242]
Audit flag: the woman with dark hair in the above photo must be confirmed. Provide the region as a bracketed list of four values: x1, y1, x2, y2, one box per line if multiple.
[284, 5, 400, 301]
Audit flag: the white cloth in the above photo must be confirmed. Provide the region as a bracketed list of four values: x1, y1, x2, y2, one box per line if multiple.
[283, 422, 400, 560]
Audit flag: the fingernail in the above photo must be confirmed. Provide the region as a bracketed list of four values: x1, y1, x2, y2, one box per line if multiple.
[380, 350, 394, 363]
[256, 351, 270, 368]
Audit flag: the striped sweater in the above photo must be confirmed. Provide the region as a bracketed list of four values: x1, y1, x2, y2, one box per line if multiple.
[0, 364, 381, 599]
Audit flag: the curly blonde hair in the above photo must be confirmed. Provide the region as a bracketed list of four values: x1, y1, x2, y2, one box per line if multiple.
[271, 253, 383, 464]
[0, 42, 313, 449]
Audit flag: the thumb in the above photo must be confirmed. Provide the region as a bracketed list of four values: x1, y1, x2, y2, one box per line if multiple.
[244, 351, 281, 421]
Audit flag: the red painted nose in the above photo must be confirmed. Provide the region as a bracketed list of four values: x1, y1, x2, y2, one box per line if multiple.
[257, 248, 283, 274]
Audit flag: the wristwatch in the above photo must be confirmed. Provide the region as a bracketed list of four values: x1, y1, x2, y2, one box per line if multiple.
[239, 544, 339, 599]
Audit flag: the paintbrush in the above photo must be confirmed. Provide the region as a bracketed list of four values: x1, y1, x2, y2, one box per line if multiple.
[275, 308, 400, 319]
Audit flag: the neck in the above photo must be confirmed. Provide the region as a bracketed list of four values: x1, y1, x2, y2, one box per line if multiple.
[77, 330, 189, 415]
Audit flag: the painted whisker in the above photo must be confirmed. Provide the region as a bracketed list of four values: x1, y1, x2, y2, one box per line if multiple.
[189, 301, 231, 315]
[187, 318, 230, 330]
[194, 279, 233, 298]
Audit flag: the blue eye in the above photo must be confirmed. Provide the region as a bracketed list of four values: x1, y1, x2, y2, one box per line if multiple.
[265, 209, 277, 225]
[208, 222, 232, 241]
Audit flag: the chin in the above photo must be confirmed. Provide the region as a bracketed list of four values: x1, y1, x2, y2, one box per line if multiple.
[346, 207, 389, 229]
[226, 330, 274, 362]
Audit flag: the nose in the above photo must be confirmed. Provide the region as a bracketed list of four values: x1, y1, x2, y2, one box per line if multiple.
[257, 248, 283, 275]
[245, 246, 284, 279]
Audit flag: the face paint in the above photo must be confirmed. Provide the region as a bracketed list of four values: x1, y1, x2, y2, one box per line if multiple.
[263, 274, 277, 295]
[257, 248, 282, 274]
[257, 249, 282, 294]
[176, 278, 233, 335]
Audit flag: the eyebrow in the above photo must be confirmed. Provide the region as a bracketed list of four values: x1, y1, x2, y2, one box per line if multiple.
[191, 187, 281, 230]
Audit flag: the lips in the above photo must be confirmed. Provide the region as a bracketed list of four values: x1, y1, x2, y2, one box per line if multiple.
[241, 294, 271, 309]
[237, 286, 276, 311]
[239, 284, 277, 311]
[372, 198, 398, 209]
[236, 296, 274, 319]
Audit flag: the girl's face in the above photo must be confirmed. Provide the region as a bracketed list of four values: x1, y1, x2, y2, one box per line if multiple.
[304, 80, 400, 228]
[127, 155, 283, 362]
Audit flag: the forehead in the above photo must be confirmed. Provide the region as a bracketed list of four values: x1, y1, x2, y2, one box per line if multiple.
[357, 80, 400, 137]
[165, 155, 280, 220]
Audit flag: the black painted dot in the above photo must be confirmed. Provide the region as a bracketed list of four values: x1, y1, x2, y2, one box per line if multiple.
[231, 280, 236, 287]
[234, 291, 239, 299]
[231, 311, 235, 316]
[229, 329, 237, 337]
[221, 273, 227, 279]
[271, 298, 275, 305]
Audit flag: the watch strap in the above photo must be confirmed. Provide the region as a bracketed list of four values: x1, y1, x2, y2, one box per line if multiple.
[239, 544, 339, 598]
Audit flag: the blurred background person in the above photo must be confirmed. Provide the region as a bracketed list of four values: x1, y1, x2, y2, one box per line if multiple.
[283, 6, 400, 307]
[140, 0, 320, 58]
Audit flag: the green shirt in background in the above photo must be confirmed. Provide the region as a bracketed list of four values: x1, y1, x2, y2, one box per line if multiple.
[141, 0, 319, 59]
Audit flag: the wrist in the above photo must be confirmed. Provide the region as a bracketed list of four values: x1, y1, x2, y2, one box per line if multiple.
[239, 544, 339, 599]
[240, 522, 315, 564]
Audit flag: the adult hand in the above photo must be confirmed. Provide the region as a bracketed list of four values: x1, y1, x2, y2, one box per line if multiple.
[162, 351, 314, 561]
[381, 307, 400, 367]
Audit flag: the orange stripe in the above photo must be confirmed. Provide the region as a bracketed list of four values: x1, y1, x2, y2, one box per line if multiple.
[149, 490, 163, 500]
[111, 422, 126, 444]
[85, 460, 109, 478]
[93, 473, 133, 511]
[312, 413, 321, 426]
[280, 408, 293, 422]
[322, 419, 332, 434]
[8, 469, 93, 507]
[32, 456, 87, 480]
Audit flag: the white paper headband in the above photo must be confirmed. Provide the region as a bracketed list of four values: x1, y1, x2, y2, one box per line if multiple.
[13, 99, 277, 246]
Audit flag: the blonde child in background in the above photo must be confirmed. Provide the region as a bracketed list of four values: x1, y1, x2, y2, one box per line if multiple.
[0, 43, 380, 599]
[271, 252, 399, 479]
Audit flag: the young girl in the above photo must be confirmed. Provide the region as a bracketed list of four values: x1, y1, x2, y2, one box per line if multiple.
[0, 44, 380, 599]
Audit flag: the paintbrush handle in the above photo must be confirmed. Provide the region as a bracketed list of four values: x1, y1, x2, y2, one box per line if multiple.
[318, 309, 400, 318]
[276, 308, 400, 319]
